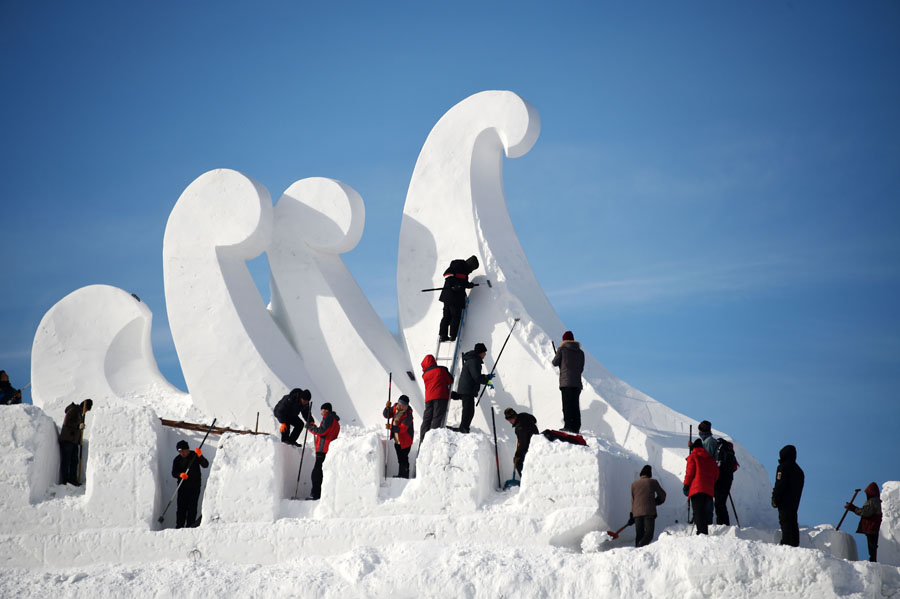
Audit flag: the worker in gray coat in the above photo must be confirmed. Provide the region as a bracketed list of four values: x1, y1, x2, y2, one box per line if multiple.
[630, 465, 667, 547]
[551, 331, 584, 433]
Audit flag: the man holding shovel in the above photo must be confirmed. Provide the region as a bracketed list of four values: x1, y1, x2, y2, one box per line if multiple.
[171, 439, 209, 529]
[504, 408, 538, 477]
[631, 465, 667, 547]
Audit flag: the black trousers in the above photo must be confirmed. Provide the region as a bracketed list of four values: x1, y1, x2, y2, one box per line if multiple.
[866, 533, 878, 562]
[458, 394, 475, 432]
[690, 493, 713, 535]
[60, 440, 80, 485]
[421, 399, 449, 438]
[176, 486, 200, 529]
[439, 303, 463, 339]
[280, 415, 304, 444]
[778, 508, 800, 547]
[714, 475, 733, 525]
[560, 387, 581, 433]
[634, 515, 656, 547]
[393, 444, 410, 478]
[310, 452, 327, 499]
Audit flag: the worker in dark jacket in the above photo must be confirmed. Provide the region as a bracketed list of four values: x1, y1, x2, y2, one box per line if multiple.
[306, 403, 341, 500]
[845, 482, 882, 562]
[551, 331, 584, 433]
[171, 439, 210, 529]
[0, 370, 23, 405]
[454, 343, 492, 433]
[504, 408, 538, 476]
[631, 465, 667, 547]
[683, 438, 718, 535]
[59, 399, 93, 485]
[438, 255, 479, 342]
[420, 354, 453, 438]
[274, 388, 312, 445]
[383, 395, 414, 478]
[771, 444, 804, 547]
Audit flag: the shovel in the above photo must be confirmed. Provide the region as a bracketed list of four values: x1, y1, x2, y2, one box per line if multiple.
[503, 469, 521, 490]
[606, 519, 634, 540]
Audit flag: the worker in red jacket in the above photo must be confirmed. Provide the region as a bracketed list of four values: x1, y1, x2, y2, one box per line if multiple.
[383, 395, 414, 478]
[845, 482, 883, 562]
[683, 438, 719, 535]
[305, 403, 341, 500]
[420, 354, 454, 439]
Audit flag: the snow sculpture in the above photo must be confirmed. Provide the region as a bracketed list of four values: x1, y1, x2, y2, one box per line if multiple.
[881, 481, 900, 566]
[397, 90, 775, 527]
[31, 285, 188, 422]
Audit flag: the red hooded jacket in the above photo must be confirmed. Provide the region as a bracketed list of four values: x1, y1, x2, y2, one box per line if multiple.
[382, 404, 414, 449]
[421, 354, 453, 402]
[308, 411, 341, 454]
[856, 482, 883, 535]
[684, 446, 719, 497]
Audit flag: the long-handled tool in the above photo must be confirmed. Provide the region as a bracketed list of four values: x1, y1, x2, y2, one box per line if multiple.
[836, 488, 862, 531]
[607, 520, 634, 540]
[476, 318, 520, 407]
[76, 401, 89, 485]
[157, 418, 217, 524]
[686, 424, 692, 525]
[291, 404, 312, 500]
[421, 283, 479, 292]
[383, 372, 392, 481]
[491, 406, 502, 490]
[503, 469, 520, 490]
[729, 492, 741, 527]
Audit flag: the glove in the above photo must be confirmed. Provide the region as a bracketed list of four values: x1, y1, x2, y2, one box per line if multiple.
[280, 423, 287, 433]
[385, 423, 392, 430]
[771, 498, 777, 508]
[682, 484, 689, 497]
[386, 400, 392, 408]
[306, 421, 315, 429]
[627, 512, 635, 526]
[844, 502, 854, 511]
[194, 448, 202, 457]
[179, 472, 189, 480]
[486, 376, 494, 389]
[79, 423, 85, 430]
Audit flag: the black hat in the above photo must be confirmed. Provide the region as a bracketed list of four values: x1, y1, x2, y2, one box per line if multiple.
[698, 420, 711, 433]
[397, 395, 410, 407]
[692, 438, 703, 450]
[474, 342, 487, 354]
[176, 440, 189, 450]
[465, 255, 479, 271]
[300, 389, 311, 401]
[504, 407, 517, 420]
[321, 402, 333, 412]
[640, 465, 652, 478]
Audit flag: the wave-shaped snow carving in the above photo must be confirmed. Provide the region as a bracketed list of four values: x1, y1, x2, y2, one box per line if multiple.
[397, 90, 775, 527]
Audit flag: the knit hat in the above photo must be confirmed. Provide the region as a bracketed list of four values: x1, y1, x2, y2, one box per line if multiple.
[176, 440, 189, 450]
[562, 331, 574, 341]
[473, 342, 487, 354]
[692, 438, 703, 450]
[397, 395, 410, 407]
[640, 465, 652, 478]
[698, 420, 711, 433]
[321, 402, 333, 412]
[504, 407, 517, 420]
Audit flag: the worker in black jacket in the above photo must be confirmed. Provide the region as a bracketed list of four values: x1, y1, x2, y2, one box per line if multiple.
[772, 444, 805, 547]
[171, 439, 210, 529]
[438, 255, 479, 342]
[454, 343, 492, 433]
[504, 408, 538, 476]
[0, 370, 23, 405]
[274, 388, 312, 445]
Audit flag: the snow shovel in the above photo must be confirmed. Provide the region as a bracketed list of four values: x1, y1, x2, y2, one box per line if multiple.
[607, 519, 634, 540]
[503, 469, 520, 490]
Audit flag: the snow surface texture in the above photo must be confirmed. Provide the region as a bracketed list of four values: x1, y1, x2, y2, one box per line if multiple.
[882, 481, 900, 566]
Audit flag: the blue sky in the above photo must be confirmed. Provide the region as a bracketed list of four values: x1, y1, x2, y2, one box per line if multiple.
[2, 2, 899, 546]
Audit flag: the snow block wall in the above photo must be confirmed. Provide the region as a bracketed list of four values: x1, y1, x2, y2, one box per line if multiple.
[881, 480, 900, 566]
[313, 429, 382, 518]
[204, 434, 285, 524]
[0, 405, 59, 505]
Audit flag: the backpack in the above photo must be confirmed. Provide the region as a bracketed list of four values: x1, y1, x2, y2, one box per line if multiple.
[716, 438, 738, 473]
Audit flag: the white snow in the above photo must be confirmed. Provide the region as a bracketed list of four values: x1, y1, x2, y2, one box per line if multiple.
[3, 91, 899, 596]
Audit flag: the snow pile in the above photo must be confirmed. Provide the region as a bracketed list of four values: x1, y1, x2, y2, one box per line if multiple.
[204, 433, 285, 524]
[1, 535, 897, 599]
[882, 481, 900, 565]
[0, 405, 59, 505]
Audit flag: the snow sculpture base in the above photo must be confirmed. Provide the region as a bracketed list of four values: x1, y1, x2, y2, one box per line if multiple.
[204, 434, 286, 524]
[881, 481, 900, 566]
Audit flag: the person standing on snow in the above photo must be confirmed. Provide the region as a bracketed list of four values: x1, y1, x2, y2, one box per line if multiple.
[383, 395, 414, 478]
[58, 399, 93, 486]
[438, 255, 479, 342]
[306, 403, 341, 500]
[274, 388, 312, 446]
[631, 465, 667, 547]
[683, 438, 718, 535]
[714, 437, 739, 525]
[420, 354, 453, 438]
[551, 331, 584, 433]
[771, 444, 804, 547]
[845, 482, 882, 562]
[0, 370, 23, 405]
[504, 408, 538, 476]
[171, 439, 209, 529]
[454, 342, 492, 434]
[694, 420, 718, 524]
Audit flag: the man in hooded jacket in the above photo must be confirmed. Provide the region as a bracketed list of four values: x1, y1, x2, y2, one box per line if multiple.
[438, 255, 479, 342]
[683, 438, 718, 535]
[383, 395, 414, 478]
[551, 331, 584, 433]
[772, 444, 804, 547]
[845, 482, 882, 562]
[504, 408, 538, 476]
[454, 343, 492, 433]
[306, 403, 341, 500]
[59, 399, 93, 485]
[420, 354, 453, 438]
[274, 388, 312, 445]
